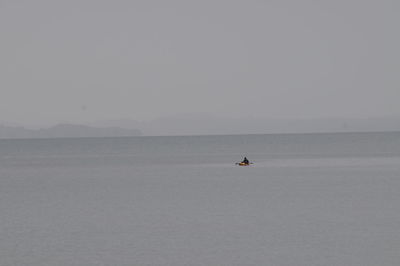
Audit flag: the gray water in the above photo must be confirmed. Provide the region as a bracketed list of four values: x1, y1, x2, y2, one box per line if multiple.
[1, 132, 400, 265]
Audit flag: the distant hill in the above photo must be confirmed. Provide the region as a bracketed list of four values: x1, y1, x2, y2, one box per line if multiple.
[0, 124, 142, 139]
[2, 116, 400, 138]
[91, 115, 400, 136]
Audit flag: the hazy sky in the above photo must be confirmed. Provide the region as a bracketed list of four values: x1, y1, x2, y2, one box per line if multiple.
[1, 0, 399, 125]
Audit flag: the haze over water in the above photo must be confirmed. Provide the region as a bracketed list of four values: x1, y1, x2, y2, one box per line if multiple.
[1, 132, 400, 265]
[2, 1, 399, 264]
[1, 0, 400, 125]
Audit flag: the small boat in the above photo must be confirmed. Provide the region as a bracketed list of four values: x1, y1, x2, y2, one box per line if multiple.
[236, 162, 252, 166]
[236, 157, 252, 166]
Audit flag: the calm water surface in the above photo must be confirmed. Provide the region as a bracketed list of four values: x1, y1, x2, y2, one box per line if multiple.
[1, 132, 400, 265]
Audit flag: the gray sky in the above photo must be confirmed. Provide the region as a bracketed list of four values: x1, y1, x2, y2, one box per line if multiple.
[1, 0, 399, 125]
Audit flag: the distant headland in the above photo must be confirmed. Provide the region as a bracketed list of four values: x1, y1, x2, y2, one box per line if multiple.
[0, 124, 142, 139]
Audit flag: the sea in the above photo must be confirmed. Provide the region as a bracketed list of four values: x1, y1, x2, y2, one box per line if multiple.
[1, 132, 400, 266]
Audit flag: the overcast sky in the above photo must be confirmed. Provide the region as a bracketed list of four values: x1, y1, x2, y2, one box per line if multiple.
[1, 0, 399, 125]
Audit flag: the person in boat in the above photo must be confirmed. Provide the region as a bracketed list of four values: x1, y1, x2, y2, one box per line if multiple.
[242, 157, 249, 164]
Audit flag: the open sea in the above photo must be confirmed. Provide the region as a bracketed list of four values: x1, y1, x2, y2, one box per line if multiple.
[1, 132, 400, 266]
